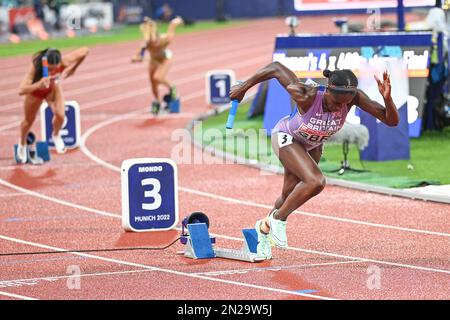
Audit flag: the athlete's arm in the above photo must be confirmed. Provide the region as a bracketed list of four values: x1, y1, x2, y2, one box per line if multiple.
[18, 64, 48, 96]
[131, 43, 146, 63]
[62, 47, 89, 79]
[229, 61, 315, 109]
[165, 16, 183, 43]
[351, 71, 399, 127]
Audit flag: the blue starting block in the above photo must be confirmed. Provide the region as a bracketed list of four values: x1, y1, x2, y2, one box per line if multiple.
[162, 90, 180, 113]
[13, 132, 50, 165]
[36, 142, 50, 161]
[185, 223, 216, 259]
[179, 212, 264, 263]
[169, 98, 180, 113]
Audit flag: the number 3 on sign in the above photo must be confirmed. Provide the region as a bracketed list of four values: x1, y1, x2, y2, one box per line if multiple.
[141, 178, 162, 210]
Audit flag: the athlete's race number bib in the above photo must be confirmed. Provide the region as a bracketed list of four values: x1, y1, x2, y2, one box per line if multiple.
[277, 132, 293, 148]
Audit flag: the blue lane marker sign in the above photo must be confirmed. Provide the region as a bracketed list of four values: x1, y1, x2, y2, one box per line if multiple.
[40, 101, 81, 149]
[121, 158, 179, 232]
[205, 69, 236, 105]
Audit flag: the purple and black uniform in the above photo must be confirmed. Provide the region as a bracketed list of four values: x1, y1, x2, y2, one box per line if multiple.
[273, 90, 349, 151]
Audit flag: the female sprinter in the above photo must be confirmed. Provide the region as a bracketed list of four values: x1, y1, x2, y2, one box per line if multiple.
[131, 16, 183, 114]
[17, 47, 89, 163]
[230, 62, 399, 259]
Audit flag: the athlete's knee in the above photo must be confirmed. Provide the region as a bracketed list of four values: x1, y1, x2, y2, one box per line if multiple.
[305, 175, 326, 195]
[53, 110, 65, 122]
[21, 117, 35, 129]
[153, 74, 164, 83]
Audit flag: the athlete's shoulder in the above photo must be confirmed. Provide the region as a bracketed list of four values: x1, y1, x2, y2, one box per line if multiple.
[297, 83, 320, 105]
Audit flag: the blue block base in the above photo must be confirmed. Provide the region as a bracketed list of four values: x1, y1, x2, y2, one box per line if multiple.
[242, 229, 258, 254]
[169, 99, 180, 113]
[187, 223, 215, 259]
[14, 142, 50, 164]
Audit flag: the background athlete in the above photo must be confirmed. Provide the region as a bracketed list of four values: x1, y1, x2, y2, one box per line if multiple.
[17, 47, 89, 163]
[230, 62, 399, 259]
[131, 16, 183, 114]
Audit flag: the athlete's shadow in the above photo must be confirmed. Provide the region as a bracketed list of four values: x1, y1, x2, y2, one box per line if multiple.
[6, 166, 59, 190]
[134, 117, 165, 128]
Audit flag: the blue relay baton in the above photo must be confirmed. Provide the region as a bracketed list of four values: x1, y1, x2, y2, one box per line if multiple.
[226, 100, 239, 129]
[226, 81, 242, 129]
[139, 47, 146, 58]
[42, 56, 49, 78]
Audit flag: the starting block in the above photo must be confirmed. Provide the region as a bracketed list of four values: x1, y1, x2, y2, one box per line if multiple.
[14, 131, 50, 165]
[179, 212, 265, 263]
[168, 98, 180, 113]
[162, 88, 180, 113]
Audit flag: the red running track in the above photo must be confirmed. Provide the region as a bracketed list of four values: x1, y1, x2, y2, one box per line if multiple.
[0, 16, 449, 300]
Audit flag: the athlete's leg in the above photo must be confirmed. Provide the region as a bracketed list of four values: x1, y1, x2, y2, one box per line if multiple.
[272, 144, 323, 210]
[46, 85, 65, 136]
[153, 58, 172, 91]
[263, 133, 325, 247]
[149, 63, 159, 100]
[47, 85, 66, 153]
[260, 135, 322, 234]
[275, 142, 325, 221]
[17, 94, 43, 163]
[20, 94, 43, 145]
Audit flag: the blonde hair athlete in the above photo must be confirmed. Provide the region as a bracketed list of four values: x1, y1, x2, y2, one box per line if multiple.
[132, 16, 184, 113]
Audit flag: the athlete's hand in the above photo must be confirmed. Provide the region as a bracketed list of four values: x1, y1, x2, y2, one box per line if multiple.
[38, 77, 51, 89]
[229, 83, 246, 102]
[131, 55, 143, 63]
[374, 70, 391, 100]
[171, 16, 184, 26]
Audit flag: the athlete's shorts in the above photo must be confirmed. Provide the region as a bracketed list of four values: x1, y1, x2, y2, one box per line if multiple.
[271, 130, 323, 158]
[271, 131, 294, 157]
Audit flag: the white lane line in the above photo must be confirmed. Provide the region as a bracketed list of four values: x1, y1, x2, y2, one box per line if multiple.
[0, 269, 156, 284]
[0, 261, 362, 284]
[0, 179, 119, 219]
[0, 234, 335, 300]
[0, 121, 21, 132]
[0, 290, 37, 300]
[0, 261, 363, 288]
[194, 260, 364, 276]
